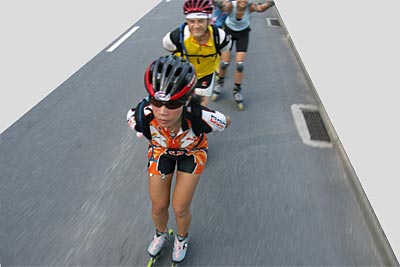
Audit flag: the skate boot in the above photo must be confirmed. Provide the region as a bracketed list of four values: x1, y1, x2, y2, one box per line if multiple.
[233, 86, 244, 110]
[212, 79, 224, 101]
[147, 229, 174, 267]
[171, 234, 189, 266]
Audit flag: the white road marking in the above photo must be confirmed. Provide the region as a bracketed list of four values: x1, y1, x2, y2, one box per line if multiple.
[106, 26, 140, 52]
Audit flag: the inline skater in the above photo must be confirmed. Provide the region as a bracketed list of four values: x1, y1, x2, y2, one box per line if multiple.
[162, 0, 232, 107]
[127, 55, 231, 265]
[212, 0, 275, 110]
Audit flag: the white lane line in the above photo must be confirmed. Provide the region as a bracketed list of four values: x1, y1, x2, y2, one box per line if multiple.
[106, 26, 140, 52]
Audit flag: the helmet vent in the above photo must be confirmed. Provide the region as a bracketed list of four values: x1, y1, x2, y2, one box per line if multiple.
[175, 67, 182, 77]
[291, 104, 332, 148]
[266, 18, 280, 27]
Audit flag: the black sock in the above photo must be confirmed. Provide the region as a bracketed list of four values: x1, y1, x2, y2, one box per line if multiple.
[177, 234, 188, 241]
[156, 229, 166, 237]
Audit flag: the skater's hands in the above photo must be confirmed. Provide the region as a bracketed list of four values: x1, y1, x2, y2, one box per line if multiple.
[225, 115, 231, 128]
[268, 1, 275, 7]
[127, 108, 137, 131]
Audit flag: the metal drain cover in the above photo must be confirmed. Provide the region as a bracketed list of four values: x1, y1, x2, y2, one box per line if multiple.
[291, 104, 333, 148]
[266, 18, 281, 27]
[302, 110, 331, 142]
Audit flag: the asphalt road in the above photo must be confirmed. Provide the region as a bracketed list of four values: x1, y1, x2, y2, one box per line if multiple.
[0, 1, 392, 266]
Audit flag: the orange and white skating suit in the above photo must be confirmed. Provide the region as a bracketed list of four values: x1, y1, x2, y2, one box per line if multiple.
[127, 104, 229, 176]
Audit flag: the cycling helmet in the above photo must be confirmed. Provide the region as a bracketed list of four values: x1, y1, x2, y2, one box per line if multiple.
[183, 0, 214, 18]
[144, 55, 197, 102]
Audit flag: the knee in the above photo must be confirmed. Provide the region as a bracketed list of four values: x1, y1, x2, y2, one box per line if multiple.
[152, 203, 169, 216]
[236, 62, 244, 73]
[172, 204, 190, 218]
[220, 61, 230, 70]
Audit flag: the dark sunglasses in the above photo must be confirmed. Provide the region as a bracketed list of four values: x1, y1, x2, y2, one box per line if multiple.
[150, 98, 184, 109]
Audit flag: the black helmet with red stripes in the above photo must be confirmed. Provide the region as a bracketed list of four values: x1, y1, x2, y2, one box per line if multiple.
[144, 55, 197, 102]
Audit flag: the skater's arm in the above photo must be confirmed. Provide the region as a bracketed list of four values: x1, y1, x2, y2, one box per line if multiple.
[127, 102, 153, 138]
[225, 115, 231, 128]
[214, 0, 233, 13]
[251, 0, 275, 13]
[200, 108, 231, 132]
[162, 32, 177, 53]
[127, 108, 137, 131]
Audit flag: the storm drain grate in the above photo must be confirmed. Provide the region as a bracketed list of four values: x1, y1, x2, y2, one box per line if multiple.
[302, 110, 331, 142]
[291, 104, 333, 148]
[266, 18, 281, 27]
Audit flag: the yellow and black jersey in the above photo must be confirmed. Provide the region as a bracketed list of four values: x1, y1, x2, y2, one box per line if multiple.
[163, 24, 231, 79]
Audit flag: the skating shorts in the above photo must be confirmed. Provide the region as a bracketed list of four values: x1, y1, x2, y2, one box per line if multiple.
[147, 146, 208, 175]
[224, 26, 251, 53]
[194, 72, 215, 97]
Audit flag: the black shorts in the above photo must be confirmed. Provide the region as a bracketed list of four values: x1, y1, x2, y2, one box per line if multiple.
[148, 148, 208, 175]
[224, 26, 251, 53]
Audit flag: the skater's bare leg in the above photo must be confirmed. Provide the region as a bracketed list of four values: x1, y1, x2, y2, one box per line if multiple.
[201, 96, 210, 107]
[213, 51, 231, 101]
[218, 50, 231, 79]
[172, 171, 201, 236]
[148, 173, 173, 232]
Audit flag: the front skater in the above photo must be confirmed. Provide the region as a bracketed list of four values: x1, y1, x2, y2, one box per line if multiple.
[127, 55, 231, 265]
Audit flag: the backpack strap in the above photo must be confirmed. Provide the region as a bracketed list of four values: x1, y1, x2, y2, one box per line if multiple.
[213, 25, 231, 55]
[179, 22, 189, 57]
[134, 98, 152, 140]
[169, 22, 188, 58]
[211, 24, 221, 54]
[187, 103, 204, 136]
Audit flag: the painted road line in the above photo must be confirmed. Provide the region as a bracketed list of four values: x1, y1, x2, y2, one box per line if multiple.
[106, 26, 140, 52]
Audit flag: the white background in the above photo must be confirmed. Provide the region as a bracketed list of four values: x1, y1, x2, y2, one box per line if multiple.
[277, 1, 399, 258]
[1, 0, 399, 260]
[0, 0, 161, 133]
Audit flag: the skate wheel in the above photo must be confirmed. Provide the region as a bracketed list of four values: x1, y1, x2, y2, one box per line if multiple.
[147, 258, 156, 267]
[237, 103, 244, 110]
[211, 94, 218, 101]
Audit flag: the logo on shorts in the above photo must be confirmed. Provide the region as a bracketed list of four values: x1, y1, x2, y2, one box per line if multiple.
[201, 80, 209, 87]
[166, 150, 186, 156]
